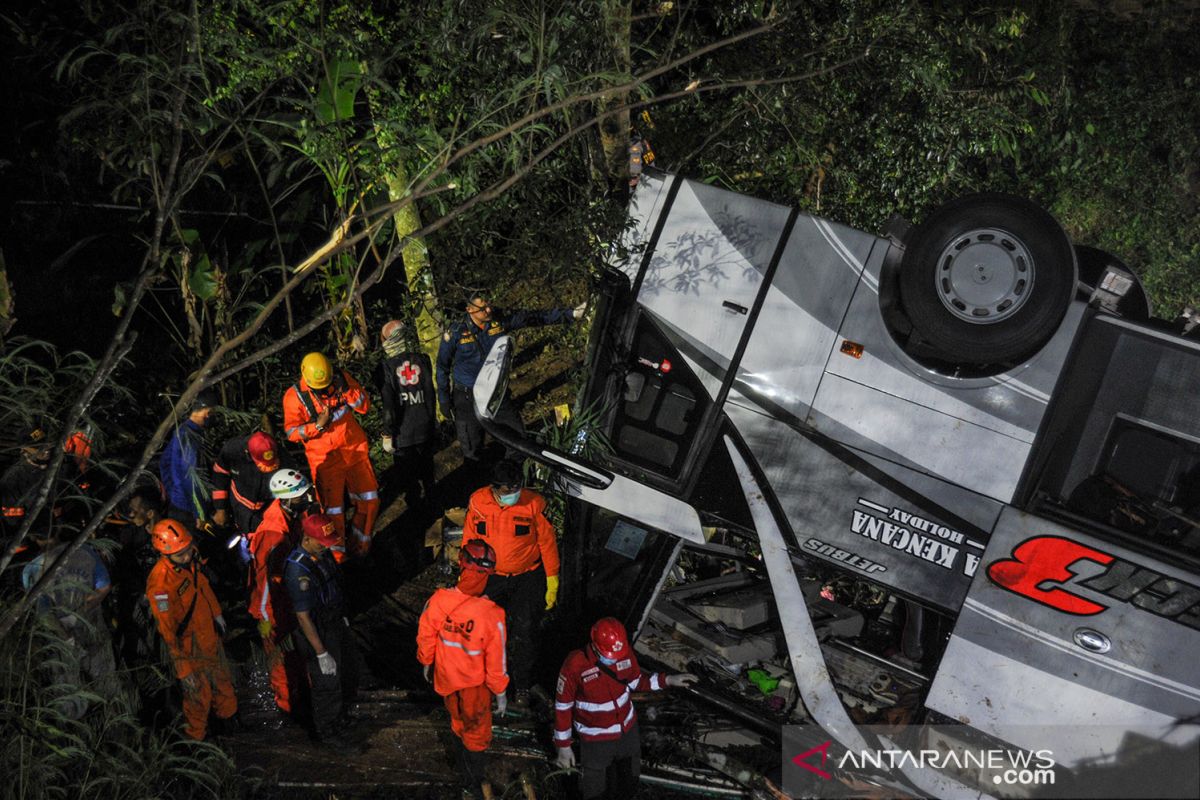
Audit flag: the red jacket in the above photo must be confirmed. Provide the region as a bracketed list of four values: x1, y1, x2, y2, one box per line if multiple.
[247, 501, 299, 628]
[416, 586, 509, 697]
[463, 487, 560, 577]
[554, 646, 663, 746]
[282, 372, 370, 459]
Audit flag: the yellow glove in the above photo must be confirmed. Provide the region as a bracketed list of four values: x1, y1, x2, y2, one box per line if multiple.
[256, 618, 272, 638]
[545, 575, 560, 610]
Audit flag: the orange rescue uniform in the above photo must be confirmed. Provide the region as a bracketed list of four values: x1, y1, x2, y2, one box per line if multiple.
[416, 586, 509, 751]
[463, 488, 560, 578]
[282, 372, 379, 557]
[146, 556, 236, 740]
[248, 500, 305, 713]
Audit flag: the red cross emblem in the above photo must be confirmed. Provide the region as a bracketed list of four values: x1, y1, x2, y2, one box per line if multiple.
[397, 361, 421, 386]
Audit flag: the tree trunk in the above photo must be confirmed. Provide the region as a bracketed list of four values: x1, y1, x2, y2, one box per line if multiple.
[596, 0, 633, 184]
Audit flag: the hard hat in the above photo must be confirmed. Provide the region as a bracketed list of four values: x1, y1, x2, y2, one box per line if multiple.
[301, 513, 339, 546]
[459, 538, 498, 574]
[380, 319, 405, 342]
[247, 432, 280, 471]
[152, 519, 193, 556]
[301, 352, 333, 389]
[590, 617, 630, 661]
[269, 468, 311, 499]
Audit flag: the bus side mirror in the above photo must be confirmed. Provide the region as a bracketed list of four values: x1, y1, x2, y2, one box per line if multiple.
[472, 337, 513, 422]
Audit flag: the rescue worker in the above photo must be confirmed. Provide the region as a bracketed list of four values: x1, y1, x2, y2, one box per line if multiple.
[463, 459, 559, 708]
[22, 524, 119, 716]
[416, 539, 508, 800]
[376, 319, 437, 514]
[1, 424, 55, 548]
[283, 353, 379, 558]
[118, 485, 168, 664]
[554, 617, 698, 798]
[284, 512, 358, 740]
[436, 293, 586, 468]
[212, 430, 283, 556]
[159, 388, 219, 527]
[145, 519, 239, 741]
[247, 468, 314, 717]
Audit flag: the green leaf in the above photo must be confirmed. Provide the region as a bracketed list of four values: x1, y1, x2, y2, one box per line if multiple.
[315, 58, 363, 124]
[188, 254, 217, 300]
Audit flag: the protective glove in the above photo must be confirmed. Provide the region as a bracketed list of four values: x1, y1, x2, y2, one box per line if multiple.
[438, 395, 453, 422]
[181, 673, 200, 694]
[214, 615, 227, 637]
[256, 618, 273, 639]
[382, 435, 395, 454]
[573, 301, 588, 320]
[495, 692, 507, 716]
[556, 746, 576, 770]
[544, 574, 560, 610]
[665, 673, 699, 688]
[423, 663, 433, 684]
[317, 651, 338, 676]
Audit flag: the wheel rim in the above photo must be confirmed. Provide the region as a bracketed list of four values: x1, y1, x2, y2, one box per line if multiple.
[934, 227, 1035, 325]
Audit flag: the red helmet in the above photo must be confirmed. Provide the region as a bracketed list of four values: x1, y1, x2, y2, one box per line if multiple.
[151, 519, 193, 555]
[301, 513, 340, 547]
[459, 538, 497, 574]
[590, 617, 630, 661]
[247, 432, 279, 471]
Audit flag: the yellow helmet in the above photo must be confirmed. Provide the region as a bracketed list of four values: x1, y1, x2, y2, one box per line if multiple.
[301, 352, 333, 389]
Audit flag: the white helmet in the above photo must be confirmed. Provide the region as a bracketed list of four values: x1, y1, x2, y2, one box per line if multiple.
[269, 468, 311, 499]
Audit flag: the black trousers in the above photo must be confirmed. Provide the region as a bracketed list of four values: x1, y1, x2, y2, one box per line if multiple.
[386, 441, 436, 510]
[483, 566, 545, 692]
[296, 614, 359, 736]
[580, 723, 641, 800]
[452, 386, 525, 462]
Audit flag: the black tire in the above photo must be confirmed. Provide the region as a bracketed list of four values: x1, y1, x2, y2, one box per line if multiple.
[899, 193, 1078, 365]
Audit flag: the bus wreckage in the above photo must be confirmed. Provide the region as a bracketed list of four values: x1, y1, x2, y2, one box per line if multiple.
[473, 170, 1200, 798]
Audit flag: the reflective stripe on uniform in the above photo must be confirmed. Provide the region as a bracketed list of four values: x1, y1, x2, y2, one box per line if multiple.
[325, 506, 344, 515]
[438, 637, 483, 656]
[285, 425, 307, 440]
[498, 621, 507, 675]
[554, 728, 572, 741]
[572, 705, 635, 737]
[348, 490, 379, 501]
[351, 526, 369, 542]
[574, 691, 629, 713]
[348, 394, 365, 409]
[331, 406, 349, 422]
[649, 673, 662, 690]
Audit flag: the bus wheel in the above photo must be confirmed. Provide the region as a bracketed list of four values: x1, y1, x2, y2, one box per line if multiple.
[899, 193, 1077, 365]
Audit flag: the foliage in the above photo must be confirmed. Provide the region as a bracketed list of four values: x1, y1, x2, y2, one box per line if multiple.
[0, 607, 249, 799]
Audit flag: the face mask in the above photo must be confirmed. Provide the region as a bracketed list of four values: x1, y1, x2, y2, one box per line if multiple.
[498, 491, 521, 507]
[597, 654, 617, 666]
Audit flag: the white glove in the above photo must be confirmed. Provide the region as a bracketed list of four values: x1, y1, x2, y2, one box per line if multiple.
[573, 301, 588, 320]
[215, 615, 227, 637]
[556, 746, 576, 769]
[317, 651, 338, 676]
[495, 692, 507, 716]
[382, 435, 394, 453]
[423, 663, 433, 684]
[665, 673, 698, 688]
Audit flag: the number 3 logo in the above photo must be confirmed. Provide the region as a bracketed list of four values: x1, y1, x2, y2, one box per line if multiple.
[987, 536, 1114, 615]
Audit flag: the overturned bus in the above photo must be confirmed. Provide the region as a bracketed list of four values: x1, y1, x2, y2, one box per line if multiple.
[473, 170, 1200, 797]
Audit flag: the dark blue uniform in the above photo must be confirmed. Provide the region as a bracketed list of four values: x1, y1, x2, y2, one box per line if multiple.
[436, 307, 573, 462]
[284, 546, 357, 737]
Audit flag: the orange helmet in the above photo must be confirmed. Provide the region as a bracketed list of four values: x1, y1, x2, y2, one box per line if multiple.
[152, 519, 193, 555]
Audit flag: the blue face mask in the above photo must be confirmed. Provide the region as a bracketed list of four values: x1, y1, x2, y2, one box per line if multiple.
[498, 490, 521, 506]
[597, 654, 617, 666]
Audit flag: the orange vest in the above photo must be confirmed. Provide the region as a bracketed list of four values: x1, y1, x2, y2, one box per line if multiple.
[416, 587, 509, 696]
[282, 372, 370, 458]
[145, 557, 224, 678]
[463, 487, 560, 577]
